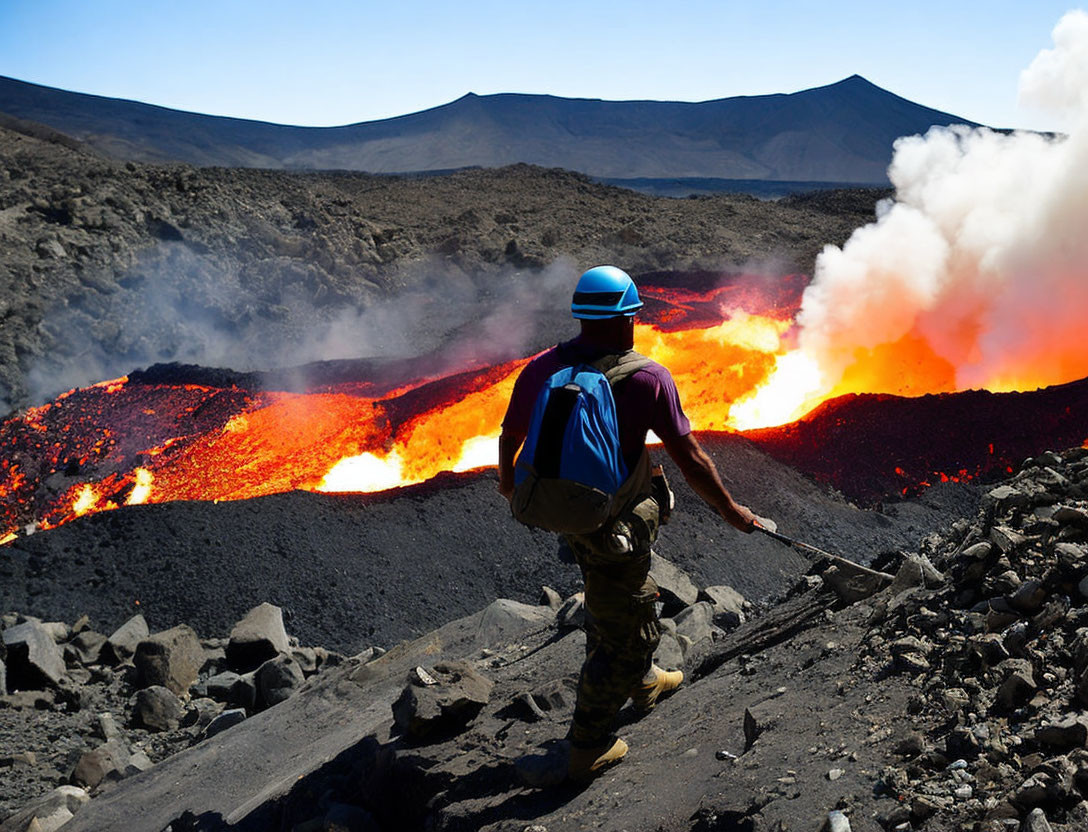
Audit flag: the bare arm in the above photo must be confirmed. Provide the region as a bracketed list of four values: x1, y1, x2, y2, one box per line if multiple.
[497, 428, 525, 499]
[660, 432, 758, 533]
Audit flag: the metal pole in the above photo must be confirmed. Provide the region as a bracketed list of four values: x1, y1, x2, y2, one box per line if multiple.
[754, 524, 841, 562]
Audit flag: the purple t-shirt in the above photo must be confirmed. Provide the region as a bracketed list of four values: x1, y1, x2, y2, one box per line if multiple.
[502, 337, 691, 469]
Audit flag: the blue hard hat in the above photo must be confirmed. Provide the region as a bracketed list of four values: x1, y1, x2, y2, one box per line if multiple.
[571, 265, 643, 319]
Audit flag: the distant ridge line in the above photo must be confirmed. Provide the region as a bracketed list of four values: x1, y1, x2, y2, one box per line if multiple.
[0, 74, 979, 186]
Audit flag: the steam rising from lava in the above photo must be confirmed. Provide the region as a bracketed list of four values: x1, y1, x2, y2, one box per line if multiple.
[739, 10, 1088, 427]
[25, 253, 577, 409]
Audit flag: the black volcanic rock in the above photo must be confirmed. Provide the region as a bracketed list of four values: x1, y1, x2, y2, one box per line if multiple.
[745, 378, 1088, 506]
[0, 433, 973, 656]
[0, 74, 975, 183]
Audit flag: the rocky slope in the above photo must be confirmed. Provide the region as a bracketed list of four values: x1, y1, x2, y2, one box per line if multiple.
[0, 120, 883, 415]
[3, 447, 1086, 831]
[1, 432, 969, 657]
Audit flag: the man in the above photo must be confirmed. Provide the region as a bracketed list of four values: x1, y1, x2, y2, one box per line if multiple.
[498, 265, 763, 782]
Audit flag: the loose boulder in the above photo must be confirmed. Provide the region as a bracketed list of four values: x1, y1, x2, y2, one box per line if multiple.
[650, 553, 699, 614]
[103, 614, 149, 664]
[2, 620, 66, 689]
[475, 599, 554, 647]
[203, 708, 247, 740]
[66, 630, 107, 666]
[255, 655, 305, 709]
[701, 585, 747, 628]
[201, 671, 257, 711]
[226, 603, 290, 672]
[70, 739, 131, 790]
[654, 627, 685, 671]
[132, 685, 185, 732]
[134, 624, 204, 695]
[673, 602, 720, 650]
[1035, 715, 1088, 751]
[392, 660, 493, 741]
[995, 658, 1037, 711]
[0, 785, 89, 832]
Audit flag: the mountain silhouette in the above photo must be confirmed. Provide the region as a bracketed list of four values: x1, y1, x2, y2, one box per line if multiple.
[0, 74, 977, 184]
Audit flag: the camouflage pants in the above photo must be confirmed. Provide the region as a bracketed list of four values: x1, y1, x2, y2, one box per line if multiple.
[564, 497, 662, 749]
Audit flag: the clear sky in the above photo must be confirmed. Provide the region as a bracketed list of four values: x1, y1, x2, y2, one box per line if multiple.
[0, 1, 1079, 131]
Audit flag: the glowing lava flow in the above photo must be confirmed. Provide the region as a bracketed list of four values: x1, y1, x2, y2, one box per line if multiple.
[2, 270, 1087, 543]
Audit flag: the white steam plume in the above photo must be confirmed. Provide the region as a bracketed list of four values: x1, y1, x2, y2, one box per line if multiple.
[24, 252, 578, 406]
[795, 10, 1088, 399]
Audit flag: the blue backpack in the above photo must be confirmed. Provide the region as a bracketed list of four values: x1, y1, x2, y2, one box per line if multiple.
[511, 350, 650, 534]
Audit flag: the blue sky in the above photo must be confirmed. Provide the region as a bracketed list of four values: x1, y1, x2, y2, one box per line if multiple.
[0, 1, 1079, 130]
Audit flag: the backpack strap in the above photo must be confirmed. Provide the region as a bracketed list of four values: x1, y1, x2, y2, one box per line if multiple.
[591, 350, 652, 388]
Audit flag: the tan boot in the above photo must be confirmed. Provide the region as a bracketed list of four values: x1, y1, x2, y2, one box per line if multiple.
[630, 665, 683, 714]
[567, 737, 628, 782]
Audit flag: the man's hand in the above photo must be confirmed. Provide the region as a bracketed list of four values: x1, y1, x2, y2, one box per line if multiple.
[752, 515, 777, 534]
[730, 503, 759, 533]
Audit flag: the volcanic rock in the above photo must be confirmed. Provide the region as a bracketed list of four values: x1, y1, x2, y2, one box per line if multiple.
[134, 624, 204, 695]
[2, 620, 66, 689]
[475, 599, 554, 646]
[199, 671, 257, 711]
[990, 526, 1028, 555]
[65, 631, 106, 666]
[70, 739, 131, 790]
[132, 685, 184, 732]
[672, 602, 720, 651]
[995, 660, 1038, 710]
[255, 654, 305, 709]
[226, 603, 290, 672]
[650, 553, 699, 614]
[887, 553, 945, 595]
[539, 585, 562, 610]
[95, 712, 120, 741]
[1036, 715, 1088, 752]
[0, 785, 89, 832]
[654, 628, 685, 671]
[38, 622, 69, 643]
[290, 646, 319, 676]
[824, 810, 851, 832]
[1009, 579, 1047, 614]
[181, 697, 223, 731]
[985, 485, 1031, 513]
[1023, 807, 1055, 832]
[103, 615, 148, 664]
[391, 660, 493, 740]
[701, 584, 747, 628]
[820, 561, 893, 603]
[1054, 503, 1088, 522]
[962, 541, 994, 560]
[202, 708, 246, 740]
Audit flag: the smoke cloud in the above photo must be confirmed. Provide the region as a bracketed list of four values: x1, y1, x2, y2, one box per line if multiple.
[796, 10, 1088, 398]
[24, 250, 579, 405]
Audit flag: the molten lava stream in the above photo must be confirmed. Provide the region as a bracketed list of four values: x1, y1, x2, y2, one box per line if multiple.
[0, 298, 817, 541]
[11, 268, 1084, 542]
[317, 361, 529, 492]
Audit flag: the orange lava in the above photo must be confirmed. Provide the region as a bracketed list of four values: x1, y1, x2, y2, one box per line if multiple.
[2, 275, 1087, 541]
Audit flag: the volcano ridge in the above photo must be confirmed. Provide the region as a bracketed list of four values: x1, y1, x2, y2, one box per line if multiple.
[745, 376, 1088, 506]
